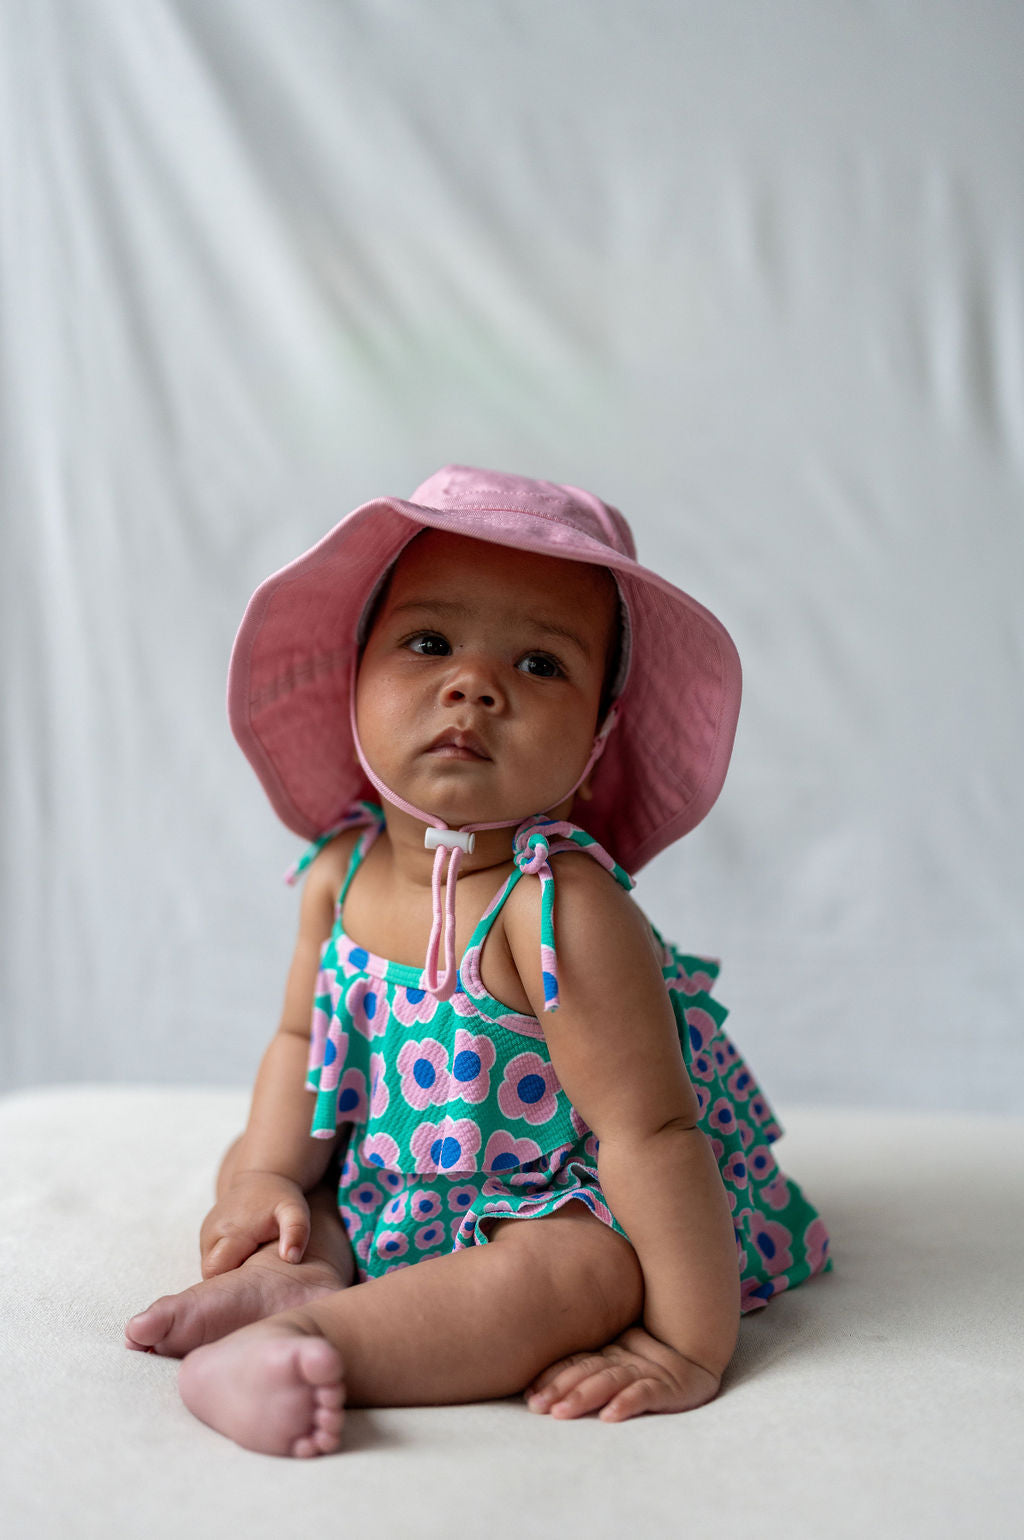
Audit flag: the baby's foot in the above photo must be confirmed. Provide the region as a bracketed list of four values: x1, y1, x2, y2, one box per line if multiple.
[125, 1249, 343, 1358]
[178, 1318, 345, 1457]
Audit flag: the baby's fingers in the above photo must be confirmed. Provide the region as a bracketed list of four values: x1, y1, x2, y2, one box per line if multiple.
[274, 1198, 311, 1265]
[202, 1230, 257, 1278]
[527, 1356, 635, 1419]
[600, 1362, 721, 1422]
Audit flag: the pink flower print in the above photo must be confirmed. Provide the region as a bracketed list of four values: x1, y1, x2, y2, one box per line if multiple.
[760, 1174, 792, 1212]
[397, 1037, 450, 1109]
[414, 1219, 447, 1251]
[354, 1232, 373, 1264]
[749, 1214, 794, 1274]
[583, 1133, 599, 1161]
[734, 1205, 754, 1238]
[483, 1130, 542, 1174]
[318, 965, 343, 1013]
[710, 1137, 725, 1162]
[391, 984, 440, 1027]
[409, 1190, 442, 1223]
[350, 1180, 385, 1215]
[497, 1053, 560, 1125]
[742, 1274, 790, 1311]
[447, 1184, 478, 1214]
[681, 1006, 716, 1058]
[569, 1105, 589, 1139]
[451, 1212, 476, 1246]
[410, 1116, 482, 1174]
[308, 1004, 331, 1076]
[727, 1065, 754, 1102]
[380, 1168, 404, 1193]
[689, 1050, 715, 1083]
[724, 1151, 749, 1189]
[481, 1174, 513, 1199]
[381, 1192, 409, 1226]
[693, 1083, 711, 1116]
[747, 1144, 777, 1185]
[747, 1093, 771, 1127]
[340, 1148, 359, 1185]
[728, 1188, 738, 1213]
[335, 1067, 368, 1124]
[319, 1020, 348, 1094]
[736, 1118, 754, 1150]
[708, 1096, 740, 1139]
[712, 1038, 739, 1072]
[448, 1029, 496, 1105]
[360, 1131, 401, 1170]
[338, 1204, 362, 1239]
[375, 1229, 409, 1262]
[369, 1052, 389, 1118]
[805, 1216, 831, 1274]
[448, 988, 483, 1019]
[673, 961, 715, 995]
[346, 977, 386, 1039]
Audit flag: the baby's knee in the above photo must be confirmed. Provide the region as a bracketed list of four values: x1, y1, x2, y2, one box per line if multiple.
[492, 1207, 643, 1342]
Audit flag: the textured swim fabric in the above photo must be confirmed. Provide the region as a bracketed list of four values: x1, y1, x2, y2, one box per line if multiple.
[303, 808, 831, 1311]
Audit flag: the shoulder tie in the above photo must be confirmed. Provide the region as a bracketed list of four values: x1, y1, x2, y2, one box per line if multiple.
[283, 801, 383, 886]
[511, 818, 634, 1011]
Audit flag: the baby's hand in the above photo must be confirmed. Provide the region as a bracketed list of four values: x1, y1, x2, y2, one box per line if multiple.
[199, 1171, 311, 1278]
[525, 1324, 721, 1422]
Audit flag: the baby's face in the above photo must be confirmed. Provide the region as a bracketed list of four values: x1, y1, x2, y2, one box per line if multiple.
[356, 531, 618, 829]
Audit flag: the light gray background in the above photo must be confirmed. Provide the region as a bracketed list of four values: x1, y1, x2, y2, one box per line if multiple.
[2, 0, 1021, 1110]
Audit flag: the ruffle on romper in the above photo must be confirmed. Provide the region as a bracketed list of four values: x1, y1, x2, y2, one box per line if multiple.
[299, 805, 831, 1302]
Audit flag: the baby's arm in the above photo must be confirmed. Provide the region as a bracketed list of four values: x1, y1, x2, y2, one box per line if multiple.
[201, 845, 348, 1278]
[505, 859, 739, 1414]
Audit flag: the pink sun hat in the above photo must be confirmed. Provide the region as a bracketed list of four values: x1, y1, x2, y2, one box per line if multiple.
[228, 464, 742, 873]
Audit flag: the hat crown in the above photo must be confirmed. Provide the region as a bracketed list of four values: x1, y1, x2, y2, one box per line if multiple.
[410, 464, 637, 561]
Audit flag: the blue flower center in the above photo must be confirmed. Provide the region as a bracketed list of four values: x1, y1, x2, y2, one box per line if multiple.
[516, 1073, 546, 1104]
[452, 1049, 481, 1082]
[413, 1057, 436, 1089]
[430, 1136, 462, 1169]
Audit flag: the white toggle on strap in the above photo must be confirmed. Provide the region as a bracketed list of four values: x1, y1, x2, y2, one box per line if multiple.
[347, 669, 621, 1001]
[424, 827, 476, 853]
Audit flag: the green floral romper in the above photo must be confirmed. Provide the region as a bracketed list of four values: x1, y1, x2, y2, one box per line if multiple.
[298, 805, 830, 1312]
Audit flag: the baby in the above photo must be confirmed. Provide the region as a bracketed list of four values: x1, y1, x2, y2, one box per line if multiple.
[126, 465, 830, 1457]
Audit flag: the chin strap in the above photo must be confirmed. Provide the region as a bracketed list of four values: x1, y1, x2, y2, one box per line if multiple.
[348, 684, 618, 999]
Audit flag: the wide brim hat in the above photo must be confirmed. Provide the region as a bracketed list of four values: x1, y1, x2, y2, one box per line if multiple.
[228, 464, 741, 873]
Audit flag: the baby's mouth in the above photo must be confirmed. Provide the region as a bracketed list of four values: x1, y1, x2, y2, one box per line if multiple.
[426, 729, 491, 761]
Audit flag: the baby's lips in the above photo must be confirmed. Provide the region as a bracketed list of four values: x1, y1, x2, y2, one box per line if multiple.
[427, 728, 491, 759]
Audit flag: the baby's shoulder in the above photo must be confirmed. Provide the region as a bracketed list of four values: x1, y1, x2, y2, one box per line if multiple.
[502, 844, 652, 958]
[300, 827, 361, 901]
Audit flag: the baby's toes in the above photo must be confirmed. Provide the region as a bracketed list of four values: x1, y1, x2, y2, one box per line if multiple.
[297, 1336, 344, 1388]
[312, 1390, 345, 1444]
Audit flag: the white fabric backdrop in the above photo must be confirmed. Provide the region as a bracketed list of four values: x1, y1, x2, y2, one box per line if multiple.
[2, 0, 1021, 1110]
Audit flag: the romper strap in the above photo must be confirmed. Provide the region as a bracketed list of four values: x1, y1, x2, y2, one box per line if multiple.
[502, 817, 634, 1012]
[283, 800, 383, 886]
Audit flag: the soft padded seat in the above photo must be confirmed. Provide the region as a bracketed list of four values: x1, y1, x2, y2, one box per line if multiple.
[1, 1088, 1020, 1537]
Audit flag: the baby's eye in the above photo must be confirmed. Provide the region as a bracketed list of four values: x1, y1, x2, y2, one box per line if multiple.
[406, 632, 451, 657]
[517, 652, 564, 679]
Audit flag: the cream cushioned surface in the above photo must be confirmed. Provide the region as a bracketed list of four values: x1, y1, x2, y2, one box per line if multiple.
[1, 1088, 1020, 1538]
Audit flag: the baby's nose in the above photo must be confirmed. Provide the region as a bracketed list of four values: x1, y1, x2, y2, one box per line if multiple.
[441, 659, 503, 709]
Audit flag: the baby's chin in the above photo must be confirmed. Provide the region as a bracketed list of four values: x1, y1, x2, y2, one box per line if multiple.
[399, 777, 566, 837]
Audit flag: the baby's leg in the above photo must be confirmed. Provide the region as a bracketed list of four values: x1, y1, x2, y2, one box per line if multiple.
[126, 1139, 355, 1358]
[178, 1203, 643, 1456]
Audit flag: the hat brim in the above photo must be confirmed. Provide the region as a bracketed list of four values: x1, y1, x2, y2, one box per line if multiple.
[228, 496, 741, 871]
